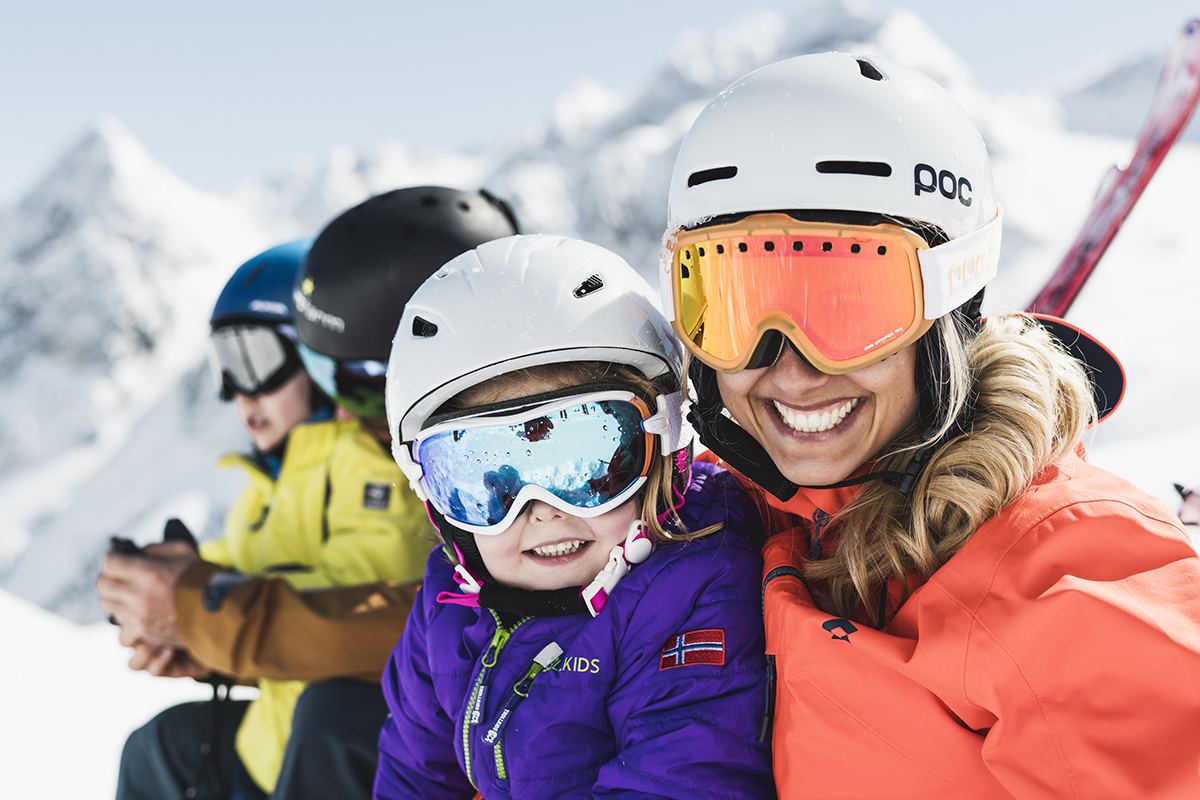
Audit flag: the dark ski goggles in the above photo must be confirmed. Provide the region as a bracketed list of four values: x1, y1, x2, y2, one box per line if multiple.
[297, 343, 388, 421]
[207, 325, 301, 401]
[411, 391, 663, 535]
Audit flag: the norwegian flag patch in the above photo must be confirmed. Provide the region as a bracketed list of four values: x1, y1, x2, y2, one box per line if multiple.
[659, 628, 726, 670]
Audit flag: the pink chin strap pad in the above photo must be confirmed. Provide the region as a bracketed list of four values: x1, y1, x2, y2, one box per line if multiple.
[436, 590, 483, 608]
[436, 542, 485, 607]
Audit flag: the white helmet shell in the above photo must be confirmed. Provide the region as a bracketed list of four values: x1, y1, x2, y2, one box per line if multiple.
[387, 234, 681, 448]
[667, 52, 997, 240]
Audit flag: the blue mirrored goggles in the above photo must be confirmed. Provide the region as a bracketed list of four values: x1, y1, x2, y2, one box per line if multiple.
[297, 343, 388, 420]
[412, 391, 661, 536]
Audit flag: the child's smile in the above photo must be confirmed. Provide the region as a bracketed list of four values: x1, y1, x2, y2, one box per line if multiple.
[476, 499, 639, 591]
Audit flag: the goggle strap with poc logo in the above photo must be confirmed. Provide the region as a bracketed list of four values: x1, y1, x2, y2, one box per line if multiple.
[917, 207, 1003, 320]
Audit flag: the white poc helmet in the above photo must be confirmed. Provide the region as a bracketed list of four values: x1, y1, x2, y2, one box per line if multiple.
[386, 234, 684, 473]
[667, 51, 997, 240]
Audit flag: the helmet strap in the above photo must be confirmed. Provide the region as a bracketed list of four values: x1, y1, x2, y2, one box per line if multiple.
[688, 358, 802, 501]
[429, 507, 657, 618]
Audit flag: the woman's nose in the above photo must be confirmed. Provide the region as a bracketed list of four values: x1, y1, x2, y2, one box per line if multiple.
[769, 342, 831, 392]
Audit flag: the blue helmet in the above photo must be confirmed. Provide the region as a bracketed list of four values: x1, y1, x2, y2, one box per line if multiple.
[210, 240, 312, 330]
[208, 240, 313, 402]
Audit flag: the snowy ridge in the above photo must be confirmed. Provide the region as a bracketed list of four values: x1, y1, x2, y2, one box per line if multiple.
[0, 0, 1197, 630]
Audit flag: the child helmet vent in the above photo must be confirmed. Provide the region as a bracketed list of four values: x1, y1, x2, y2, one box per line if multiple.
[412, 316, 439, 338]
[857, 59, 884, 80]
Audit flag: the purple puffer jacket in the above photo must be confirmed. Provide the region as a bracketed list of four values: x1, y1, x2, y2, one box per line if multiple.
[374, 461, 772, 799]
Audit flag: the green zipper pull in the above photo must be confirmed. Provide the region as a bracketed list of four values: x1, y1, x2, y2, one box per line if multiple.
[483, 642, 563, 746]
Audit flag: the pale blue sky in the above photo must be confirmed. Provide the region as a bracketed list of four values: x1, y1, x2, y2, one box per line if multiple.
[1, 0, 1195, 203]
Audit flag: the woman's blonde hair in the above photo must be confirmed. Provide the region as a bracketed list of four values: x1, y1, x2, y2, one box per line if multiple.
[803, 314, 1098, 623]
[445, 361, 713, 544]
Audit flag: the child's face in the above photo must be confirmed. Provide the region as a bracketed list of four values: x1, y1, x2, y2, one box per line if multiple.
[474, 497, 640, 592]
[460, 370, 643, 591]
[234, 368, 313, 452]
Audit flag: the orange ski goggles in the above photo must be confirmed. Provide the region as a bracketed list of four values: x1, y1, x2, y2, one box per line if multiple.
[664, 211, 1002, 374]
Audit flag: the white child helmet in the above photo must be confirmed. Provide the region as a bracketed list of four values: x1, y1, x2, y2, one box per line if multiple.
[385, 234, 692, 617]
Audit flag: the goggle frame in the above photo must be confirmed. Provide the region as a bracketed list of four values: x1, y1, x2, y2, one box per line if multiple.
[407, 390, 667, 536]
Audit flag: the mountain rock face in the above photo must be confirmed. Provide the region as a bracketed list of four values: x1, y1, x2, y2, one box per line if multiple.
[2, 1, 1197, 622]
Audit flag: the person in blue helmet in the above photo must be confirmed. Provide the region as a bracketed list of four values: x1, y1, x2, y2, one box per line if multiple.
[99, 241, 435, 800]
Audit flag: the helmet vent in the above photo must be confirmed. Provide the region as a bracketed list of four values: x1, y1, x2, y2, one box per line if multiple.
[687, 166, 738, 187]
[417, 194, 439, 208]
[572, 274, 605, 298]
[243, 262, 268, 285]
[412, 316, 439, 338]
[857, 59, 884, 81]
[816, 160, 892, 177]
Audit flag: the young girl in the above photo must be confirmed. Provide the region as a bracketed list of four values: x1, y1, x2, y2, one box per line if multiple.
[375, 235, 773, 799]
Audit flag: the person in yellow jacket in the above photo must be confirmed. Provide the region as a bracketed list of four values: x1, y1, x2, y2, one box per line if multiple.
[101, 189, 520, 800]
[102, 239, 434, 800]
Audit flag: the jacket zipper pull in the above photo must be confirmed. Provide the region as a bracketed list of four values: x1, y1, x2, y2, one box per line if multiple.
[482, 642, 563, 746]
[809, 509, 829, 562]
[471, 623, 513, 726]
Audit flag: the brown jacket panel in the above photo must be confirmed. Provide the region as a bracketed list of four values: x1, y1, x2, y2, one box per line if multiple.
[176, 560, 419, 684]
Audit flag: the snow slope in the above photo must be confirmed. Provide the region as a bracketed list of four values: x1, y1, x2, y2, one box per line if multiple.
[0, 587, 254, 797]
[0, 2, 1197, 795]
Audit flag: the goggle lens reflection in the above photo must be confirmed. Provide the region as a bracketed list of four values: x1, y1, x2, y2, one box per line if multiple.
[416, 395, 653, 533]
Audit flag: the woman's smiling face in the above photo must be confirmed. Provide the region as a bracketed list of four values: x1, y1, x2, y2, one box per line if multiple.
[715, 342, 920, 487]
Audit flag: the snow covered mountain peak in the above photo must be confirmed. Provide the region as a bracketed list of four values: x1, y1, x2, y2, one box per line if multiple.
[16, 117, 197, 228]
[0, 116, 267, 516]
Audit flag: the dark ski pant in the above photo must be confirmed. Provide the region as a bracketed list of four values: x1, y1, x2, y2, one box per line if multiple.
[116, 679, 389, 800]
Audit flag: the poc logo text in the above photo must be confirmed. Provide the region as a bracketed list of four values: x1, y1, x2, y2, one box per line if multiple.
[914, 163, 972, 207]
[947, 249, 990, 292]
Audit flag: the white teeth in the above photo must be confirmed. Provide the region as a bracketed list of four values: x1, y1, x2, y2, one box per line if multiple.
[531, 540, 587, 558]
[773, 398, 859, 433]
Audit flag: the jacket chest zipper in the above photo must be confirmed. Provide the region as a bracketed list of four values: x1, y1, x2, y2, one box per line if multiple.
[462, 611, 527, 790]
[482, 642, 563, 780]
[758, 507, 828, 745]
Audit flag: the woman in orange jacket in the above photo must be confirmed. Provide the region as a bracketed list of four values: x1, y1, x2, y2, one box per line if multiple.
[660, 52, 1200, 798]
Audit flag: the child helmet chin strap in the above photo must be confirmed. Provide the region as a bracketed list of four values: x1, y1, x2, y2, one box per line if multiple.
[580, 521, 655, 617]
[436, 519, 656, 618]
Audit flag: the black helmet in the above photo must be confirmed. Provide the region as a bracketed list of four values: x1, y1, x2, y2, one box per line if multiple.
[294, 186, 519, 421]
